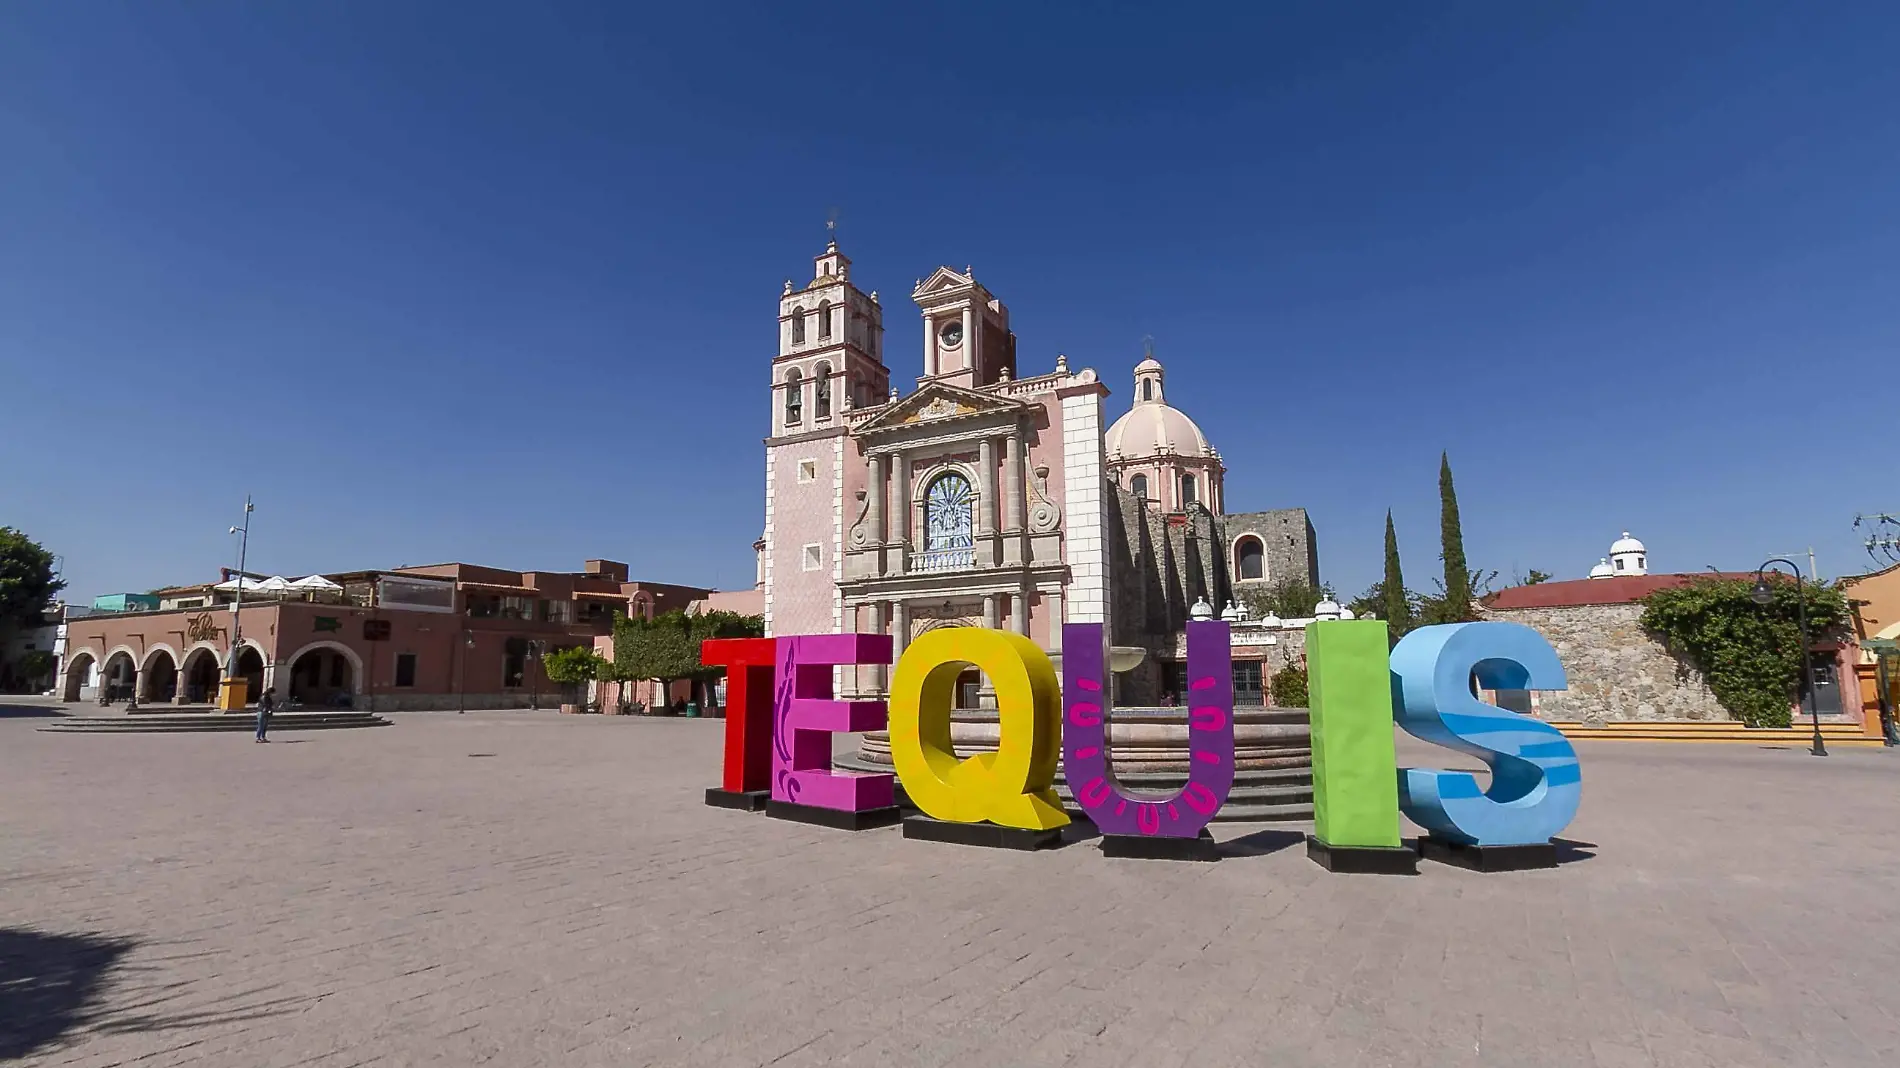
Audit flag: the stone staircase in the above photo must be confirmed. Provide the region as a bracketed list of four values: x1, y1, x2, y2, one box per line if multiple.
[1548, 721, 1887, 748]
[38, 712, 392, 734]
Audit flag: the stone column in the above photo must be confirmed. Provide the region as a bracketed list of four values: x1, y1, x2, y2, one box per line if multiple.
[978, 593, 1001, 709]
[1006, 423, 1027, 531]
[1045, 589, 1064, 652]
[978, 437, 997, 564]
[982, 594, 999, 630]
[866, 453, 886, 573]
[1014, 588, 1031, 636]
[127, 669, 142, 710]
[173, 675, 188, 706]
[961, 307, 975, 377]
[866, 601, 887, 692]
[892, 452, 911, 574]
[923, 316, 936, 377]
[891, 600, 910, 661]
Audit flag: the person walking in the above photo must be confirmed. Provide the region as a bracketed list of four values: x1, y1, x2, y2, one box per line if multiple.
[255, 686, 276, 743]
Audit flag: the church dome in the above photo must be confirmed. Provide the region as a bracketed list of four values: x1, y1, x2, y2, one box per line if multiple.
[1104, 355, 1215, 460]
[1589, 558, 1615, 580]
[1609, 532, 1645, 556]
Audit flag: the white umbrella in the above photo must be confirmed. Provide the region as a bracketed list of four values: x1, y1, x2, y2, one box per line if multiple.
[288, 575, 344, 591]
[254, 576, 292, 593]
[213, 577, 268, 592]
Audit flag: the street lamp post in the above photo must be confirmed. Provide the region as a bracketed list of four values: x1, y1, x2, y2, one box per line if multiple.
[527, 640, 546, 710]
[458, 631, 475, 714]
[1751, 558, 1826, 757]
[223, 496, 255, 711]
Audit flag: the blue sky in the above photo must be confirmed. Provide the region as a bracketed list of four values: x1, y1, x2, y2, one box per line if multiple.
[3, 2, 1896, 603]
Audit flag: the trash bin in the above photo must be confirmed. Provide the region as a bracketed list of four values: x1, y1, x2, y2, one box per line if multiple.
[684, 702, 699, 718]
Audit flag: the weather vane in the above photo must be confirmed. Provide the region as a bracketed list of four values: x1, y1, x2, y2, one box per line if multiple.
[826, 208, 840, 244]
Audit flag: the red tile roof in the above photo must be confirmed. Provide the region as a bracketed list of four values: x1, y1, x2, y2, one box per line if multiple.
[1485, 573, 1758, 610]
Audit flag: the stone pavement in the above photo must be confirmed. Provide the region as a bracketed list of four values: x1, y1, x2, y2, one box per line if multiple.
[1, 705, 1896, 1068]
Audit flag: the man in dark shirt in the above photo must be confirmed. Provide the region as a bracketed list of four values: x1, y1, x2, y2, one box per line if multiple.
[255, 686, 276, 743]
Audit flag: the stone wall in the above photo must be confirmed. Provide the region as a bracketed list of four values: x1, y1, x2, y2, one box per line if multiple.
[1222, 508, 1320, 591]
[1481, 602, 1731, 723]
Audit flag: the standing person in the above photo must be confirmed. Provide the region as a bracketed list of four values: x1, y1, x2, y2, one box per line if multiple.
[255, 686, 276, 743]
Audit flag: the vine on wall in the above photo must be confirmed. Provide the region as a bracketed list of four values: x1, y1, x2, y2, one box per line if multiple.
[1639, 578, 1849, 728]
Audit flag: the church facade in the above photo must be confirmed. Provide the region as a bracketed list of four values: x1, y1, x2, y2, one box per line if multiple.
[759, 241, 1318, 704]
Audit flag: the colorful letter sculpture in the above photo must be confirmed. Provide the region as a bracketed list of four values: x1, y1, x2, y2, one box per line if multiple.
[888, 628, 1068, 847]
[1303, 620, 1415, 874]
[1062, 621, 1232, 860]
[1391, 621, 1580, 870]
[700, 637, 778, 810]
[766, 634, 901, 830]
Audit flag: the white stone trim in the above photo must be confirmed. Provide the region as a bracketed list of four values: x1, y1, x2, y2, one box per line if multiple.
[762, 449, 776, 635]
[1059, 390, 1108, 626]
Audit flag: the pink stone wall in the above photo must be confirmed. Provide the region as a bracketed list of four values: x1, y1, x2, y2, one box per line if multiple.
[767, 440, 838, 637]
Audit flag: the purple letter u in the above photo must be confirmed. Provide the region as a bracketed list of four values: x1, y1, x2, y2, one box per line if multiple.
[1061, 621, 1235, 836]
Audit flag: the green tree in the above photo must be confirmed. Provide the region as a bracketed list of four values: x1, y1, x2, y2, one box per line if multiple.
[1640, 577, 1850, 728]
[1269, 661, 1309, 707]
[1416, 567, 1498, 626]
[1382, 510, 1413, 640]
[1438, 453, 1470, 623]
[1524, 570, 1552, 586]
[1236, 577, 1337, 621]
[0, 527, 62, 637]
[605, 608, 765, 713]
[542, 645, 609, 706]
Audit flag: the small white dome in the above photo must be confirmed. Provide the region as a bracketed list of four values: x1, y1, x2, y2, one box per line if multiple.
[1589, 558, 1615, 579]
[1190, 595, 1215, 621]
[1220, 600, 1241, 622]
[1313, 597, 1342, 620]
[1610, 531, 1645, 555]
[1134, 356, 1163, 374]
[1260, 611, 1282, 628]
[1338, 606, 1356, 620]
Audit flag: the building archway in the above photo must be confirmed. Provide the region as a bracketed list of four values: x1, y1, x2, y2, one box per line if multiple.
[61, 651, 98, 702]
[180, 647, 223, 704]
[283, 641, 362, 708]
[140, 648, 180, 703]
[234, 646, 266, 703]
[100, 650, 138, 703]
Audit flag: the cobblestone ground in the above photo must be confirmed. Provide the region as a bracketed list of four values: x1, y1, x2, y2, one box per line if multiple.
[1, 704, 1896, 1068]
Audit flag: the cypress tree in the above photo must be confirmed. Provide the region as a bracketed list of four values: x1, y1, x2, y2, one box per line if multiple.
[1439, 452, 1471, 622]
[1382, 510, 1411, 640]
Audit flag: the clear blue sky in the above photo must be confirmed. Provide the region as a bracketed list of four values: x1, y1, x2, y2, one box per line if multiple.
[4, 2, 1896, 603]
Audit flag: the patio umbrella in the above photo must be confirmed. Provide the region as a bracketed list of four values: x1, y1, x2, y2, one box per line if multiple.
[288, 575, 344, 592]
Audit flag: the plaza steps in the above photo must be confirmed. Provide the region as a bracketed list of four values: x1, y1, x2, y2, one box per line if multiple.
[1547, 721, 1886, 748]
[38, 712, 392, 734]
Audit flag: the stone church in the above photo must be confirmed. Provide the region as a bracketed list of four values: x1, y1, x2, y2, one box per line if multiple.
[758, 240, 1318, 705]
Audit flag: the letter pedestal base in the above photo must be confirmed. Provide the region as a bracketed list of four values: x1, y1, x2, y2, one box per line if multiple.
[766, 800, 902, 832]
[901, 815, 1064, 851]
[1305, 834, 1419, 875]
[704, 788, 770, 812]
[1418, 835, 1557, 872]
[1099, 830, 1218, 862]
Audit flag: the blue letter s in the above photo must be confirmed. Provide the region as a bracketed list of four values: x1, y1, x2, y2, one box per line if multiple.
[1390, 622, 1579, 846]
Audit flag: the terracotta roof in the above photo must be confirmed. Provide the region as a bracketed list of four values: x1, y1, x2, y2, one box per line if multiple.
[1486, 572, 1758, 610]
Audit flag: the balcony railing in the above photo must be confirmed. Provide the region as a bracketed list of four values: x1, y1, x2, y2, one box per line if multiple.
[910, 547, 976, 572]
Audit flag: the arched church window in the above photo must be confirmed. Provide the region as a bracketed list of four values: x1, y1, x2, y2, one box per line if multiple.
[1142, 380, 1154, 401]
[1236, 536, 1264, 581]
[814, 363, 832, 420]
[817, 300, 832, 339]
[784, 369, 803, 425]
[1182, 474, 1198, 506]
[1130, 474, 1149, 500]
[924, 473, 976, 556]
[790, 307, 805, 345]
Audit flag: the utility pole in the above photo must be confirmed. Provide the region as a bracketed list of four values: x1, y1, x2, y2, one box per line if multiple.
[1769, 548, 1820, 583]
[222, 496, 254, 710]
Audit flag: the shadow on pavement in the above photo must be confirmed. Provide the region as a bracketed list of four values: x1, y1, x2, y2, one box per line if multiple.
[0, 928, 302, 1060]
[1552, 837, 1598, 864]
[0, 703, 69, 718]
[1219, 828, 1306, 859]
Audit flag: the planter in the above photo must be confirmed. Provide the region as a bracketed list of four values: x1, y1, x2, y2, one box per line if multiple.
[559, 702, 585, 715]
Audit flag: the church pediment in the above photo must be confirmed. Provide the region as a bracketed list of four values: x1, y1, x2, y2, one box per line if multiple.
[853, 382, 1024, 435]
[912, 266, 973, 297]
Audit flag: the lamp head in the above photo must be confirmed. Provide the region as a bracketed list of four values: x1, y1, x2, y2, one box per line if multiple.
[1750, 578, 1775, 605]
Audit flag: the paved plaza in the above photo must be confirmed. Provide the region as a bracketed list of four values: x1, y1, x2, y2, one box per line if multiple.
[2, 704, 1897, 1068]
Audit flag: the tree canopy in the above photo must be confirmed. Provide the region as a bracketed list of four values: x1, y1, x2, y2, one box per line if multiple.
[1640, 578, 1849, 728]
[1235, 577, 1337, 621]
[0, 527, 62, 636]
[605, 609, 765, 687]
